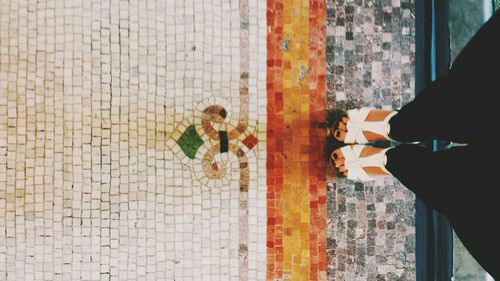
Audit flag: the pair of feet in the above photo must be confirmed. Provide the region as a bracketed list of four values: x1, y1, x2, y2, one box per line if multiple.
[330, 109, 395, 179]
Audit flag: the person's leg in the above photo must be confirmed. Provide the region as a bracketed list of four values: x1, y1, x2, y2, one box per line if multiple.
[387, 74, 467, 143]
[331, 73, 467, 144]
[389, 10, 500, 144]
[389, 71, 500, 144]
[385, 144, 500, 279]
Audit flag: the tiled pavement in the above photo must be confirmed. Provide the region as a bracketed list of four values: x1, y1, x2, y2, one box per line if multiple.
[266, 0, 327, 279]
[325, 0, 416, 280]
[1, 0, 268, 279]
[0, 0, 416, 280]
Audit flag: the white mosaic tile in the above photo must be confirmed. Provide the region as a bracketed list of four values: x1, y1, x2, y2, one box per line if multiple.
[0, 0, 267, 280]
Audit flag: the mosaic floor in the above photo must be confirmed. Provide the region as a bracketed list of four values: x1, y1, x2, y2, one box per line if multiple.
[325, 0, 417, 280]
[266, 0, 327, 279]
[0, 0, 416, 280]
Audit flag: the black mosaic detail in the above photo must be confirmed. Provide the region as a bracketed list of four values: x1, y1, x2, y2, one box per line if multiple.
[219, 131, 228, 153]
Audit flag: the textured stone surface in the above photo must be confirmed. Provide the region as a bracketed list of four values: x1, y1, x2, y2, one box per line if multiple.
[0, 0, 268, 280]
[325, 0, 417, 280]
[453, 230, 493, 281]
[450, 0, 488, 62]
[266, 0, 328, 279]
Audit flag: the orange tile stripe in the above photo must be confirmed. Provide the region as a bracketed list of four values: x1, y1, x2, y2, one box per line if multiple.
[266, 0, 327, 280]
[308, 0, 327, 280]
[282, 0, 310, 279]
[267, 0, 284, 278]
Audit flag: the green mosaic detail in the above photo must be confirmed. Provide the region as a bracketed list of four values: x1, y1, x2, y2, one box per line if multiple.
[176, 125, 204, 159]
[495, 0, 500, 11]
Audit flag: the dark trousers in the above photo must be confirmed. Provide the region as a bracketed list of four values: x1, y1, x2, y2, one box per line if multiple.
[384, 11, 500, 279]
[390, 10, 500, 144]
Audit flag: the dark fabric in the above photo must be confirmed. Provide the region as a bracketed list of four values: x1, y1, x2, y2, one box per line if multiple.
[386, 144, 500, 279]
[389, 10, 500, 145]
[381, 11, 500, 279]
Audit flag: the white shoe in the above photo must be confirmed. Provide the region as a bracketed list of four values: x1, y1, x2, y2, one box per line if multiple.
[344, 108, 397, 144]
[340, 145, 392, 182]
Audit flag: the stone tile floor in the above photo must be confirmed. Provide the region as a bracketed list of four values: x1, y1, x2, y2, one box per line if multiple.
[0, 0, 418, 280]
[325, 0, 416, 280]
[0, 0, 267, 280]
